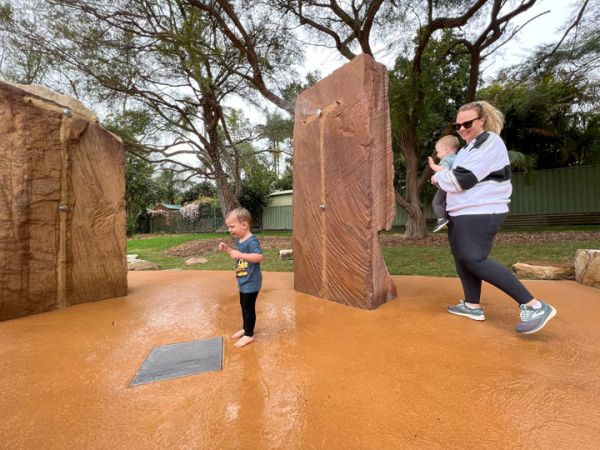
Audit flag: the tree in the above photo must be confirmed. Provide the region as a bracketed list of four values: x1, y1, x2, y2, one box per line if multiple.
[481, 72, 599, 169]
[275, 0, 539, 237]
[481, 0, 600, 169]
[180, 181, 217, 205]
[238, 150, 276, 228]
[273, 162, 293, 191]
[154, 168, 189, 205]
[0, 0, 298, 218]
[104, 110, 160, 234]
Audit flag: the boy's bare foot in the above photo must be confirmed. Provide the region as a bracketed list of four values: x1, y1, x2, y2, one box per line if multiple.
[231, 329, 245, 339]
[234, 336, 254, 348]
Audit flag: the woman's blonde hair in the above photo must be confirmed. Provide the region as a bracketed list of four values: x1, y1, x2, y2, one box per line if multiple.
[458, 100, 504, 134]
[226, 207, 252, 225]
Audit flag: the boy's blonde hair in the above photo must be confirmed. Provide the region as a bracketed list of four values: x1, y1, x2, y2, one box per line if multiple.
[458, 100, 504, 134]
[226, 207, 252, 225]
[436, 135, 460, 152]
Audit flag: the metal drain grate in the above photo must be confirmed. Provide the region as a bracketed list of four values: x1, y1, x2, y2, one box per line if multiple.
[130, 337, 223, 386]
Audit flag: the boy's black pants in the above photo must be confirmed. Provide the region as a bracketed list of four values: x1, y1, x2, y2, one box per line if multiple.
[240, 291, 259, 337]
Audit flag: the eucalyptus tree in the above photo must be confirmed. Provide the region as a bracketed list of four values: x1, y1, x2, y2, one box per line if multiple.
[271, 0, 541, 237]
[184, 0, 301, 115]
[0, 0, 298, 217]
[480, 0, 600, 170]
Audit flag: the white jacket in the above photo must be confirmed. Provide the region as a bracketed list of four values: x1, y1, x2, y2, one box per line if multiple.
[432, 132, 512, 216]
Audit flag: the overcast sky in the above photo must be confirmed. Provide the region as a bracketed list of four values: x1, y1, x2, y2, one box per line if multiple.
[299, 0, 573, 82]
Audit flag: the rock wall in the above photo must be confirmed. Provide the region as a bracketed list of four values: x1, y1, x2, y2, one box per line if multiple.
[0, 81, 127, 321]
[292, 54, 397, 309]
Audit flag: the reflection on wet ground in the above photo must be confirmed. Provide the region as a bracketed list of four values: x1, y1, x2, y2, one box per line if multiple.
[1, 271, 599, 448]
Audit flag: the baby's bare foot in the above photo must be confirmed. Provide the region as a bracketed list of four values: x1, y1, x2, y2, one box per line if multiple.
[234, 336, 254, 348]
[231, 329, 245, 339]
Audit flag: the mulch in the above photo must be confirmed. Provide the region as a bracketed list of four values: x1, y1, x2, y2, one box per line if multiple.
[162, 231, 600, 258]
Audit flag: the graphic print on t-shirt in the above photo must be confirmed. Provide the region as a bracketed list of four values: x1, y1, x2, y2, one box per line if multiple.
[236, 259, 248, 277]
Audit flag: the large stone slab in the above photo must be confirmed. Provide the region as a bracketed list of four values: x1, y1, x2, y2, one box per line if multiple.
[0, 81, 127, 321]
[292, 54, 397, 309]
[574, 249, 600, 289]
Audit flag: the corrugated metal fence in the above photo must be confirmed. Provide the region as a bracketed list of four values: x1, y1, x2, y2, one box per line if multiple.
[262, 165, 600, 229]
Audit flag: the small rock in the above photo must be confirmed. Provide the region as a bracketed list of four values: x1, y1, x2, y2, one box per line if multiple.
[185, 257, 209, 265]
[128, 259, 160, 271]
[279, 249, 293, 260]
[126, 254, 138, 260]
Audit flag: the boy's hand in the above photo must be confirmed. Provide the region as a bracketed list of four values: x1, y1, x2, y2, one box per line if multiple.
[218, 242, 229, 252]
[228, 250, 243, 259]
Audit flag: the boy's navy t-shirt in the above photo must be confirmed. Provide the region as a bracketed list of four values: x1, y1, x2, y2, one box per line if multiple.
[235, 235, 263, 293]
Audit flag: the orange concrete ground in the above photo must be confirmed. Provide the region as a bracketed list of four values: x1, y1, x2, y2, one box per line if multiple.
[1, 271, 599, 449]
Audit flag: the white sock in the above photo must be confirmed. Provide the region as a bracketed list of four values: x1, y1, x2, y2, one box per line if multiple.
[530, 300, 542, 309]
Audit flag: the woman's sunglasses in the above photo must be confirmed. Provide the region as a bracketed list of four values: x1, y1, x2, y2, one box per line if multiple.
[452, 116, 481, 131]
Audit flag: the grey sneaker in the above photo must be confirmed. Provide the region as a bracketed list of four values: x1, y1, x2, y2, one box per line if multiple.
[433, 218, 449, 233]
[515, 302, 557, 334]
[447, 301, 485, 321]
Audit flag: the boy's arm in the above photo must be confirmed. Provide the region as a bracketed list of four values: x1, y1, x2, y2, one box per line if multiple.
[227, 250, 264, 263]
[223, 238, 264, 263]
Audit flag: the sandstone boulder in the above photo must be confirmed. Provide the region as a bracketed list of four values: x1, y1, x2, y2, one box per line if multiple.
[292, 54, 397, 309]
[128, 259, 160, 271]
[0, 81, 127, 321]
[574, 249, 600, 289]
[185, 257, 208, 265]
[512, 262, 574, 280]
[279, 249, 293, 260]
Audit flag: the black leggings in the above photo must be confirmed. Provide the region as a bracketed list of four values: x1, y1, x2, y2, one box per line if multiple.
[239, 291, 259, 337]
[448, 214, 533, 305]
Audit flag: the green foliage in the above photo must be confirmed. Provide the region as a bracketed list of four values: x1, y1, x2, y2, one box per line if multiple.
[104, 111, 160, 235]
[180, 181, 217, 205]
[507, 150, 537, 173]
[280, 71, 320, 108]
[272, 164, 293, 191]
[480, 70, 600, 168]
[238, 155, 276, 227]
[154, 169, 188, 205]
[261, 111, 293, 143]
[388, 29, 470, 194]
[123, 154, 158, 235]
[390, 29, 470, 149]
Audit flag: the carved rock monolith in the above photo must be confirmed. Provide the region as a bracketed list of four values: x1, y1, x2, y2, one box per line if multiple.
[292, 54, 397, 309]
[0, 81, 127, 321]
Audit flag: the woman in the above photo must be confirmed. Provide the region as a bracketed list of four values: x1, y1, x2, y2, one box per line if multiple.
[432, 101, 556, 334]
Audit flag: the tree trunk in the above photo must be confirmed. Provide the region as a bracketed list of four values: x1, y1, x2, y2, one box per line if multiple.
[404, 204, 427, 238]
[397, 126, 429, 238]
[213, 167, 239, 218]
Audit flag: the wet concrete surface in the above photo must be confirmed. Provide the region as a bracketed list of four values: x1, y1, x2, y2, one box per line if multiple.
[1, 271, 599, 449]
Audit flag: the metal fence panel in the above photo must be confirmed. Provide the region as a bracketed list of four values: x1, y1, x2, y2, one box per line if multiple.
[262, 205, 292, 230]
[261, 165, 600, 229]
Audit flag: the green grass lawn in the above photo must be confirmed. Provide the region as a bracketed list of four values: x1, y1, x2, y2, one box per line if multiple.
[127, 233, 294, 272]
[383, 240, 600, 276]
[127, 230, 600, 276]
